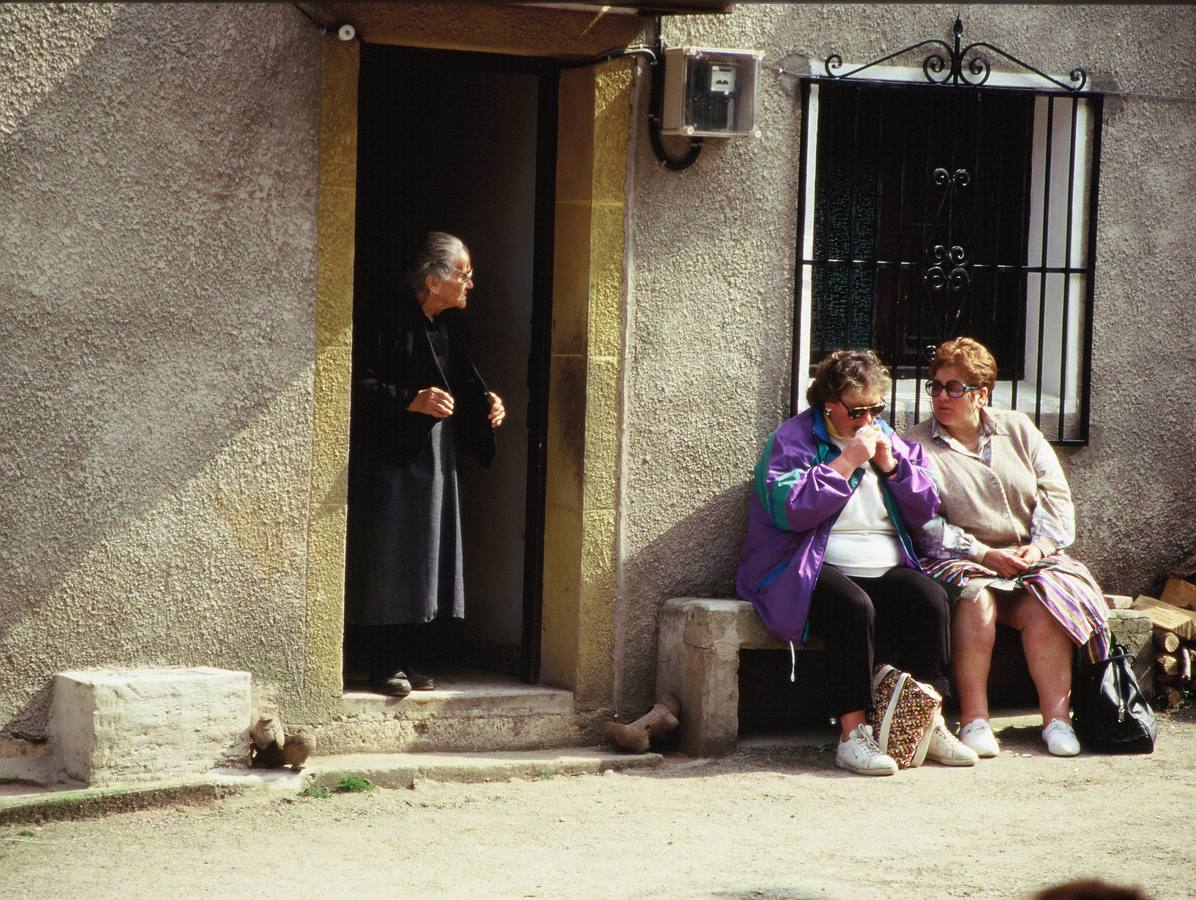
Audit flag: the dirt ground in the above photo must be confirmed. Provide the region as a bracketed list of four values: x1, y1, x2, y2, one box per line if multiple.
[2, 707, 1194, 900]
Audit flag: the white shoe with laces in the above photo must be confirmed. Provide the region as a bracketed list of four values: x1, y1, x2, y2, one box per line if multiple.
[959, 718, 1000, 758]
[1042, 718, 1081, 756]
[926, 715, 979, 766]
[836, 724, 898, 776]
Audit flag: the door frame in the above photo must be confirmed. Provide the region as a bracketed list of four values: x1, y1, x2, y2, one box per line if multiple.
[308, 27, 636, 720]
[349, 43, 559, 683]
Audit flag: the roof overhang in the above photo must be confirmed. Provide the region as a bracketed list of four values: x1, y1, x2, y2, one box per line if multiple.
[301, 0, 733, 26]
[505, 1, 734, 12]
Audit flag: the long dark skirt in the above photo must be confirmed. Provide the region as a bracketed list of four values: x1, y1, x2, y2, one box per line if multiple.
[345, 418, 464, 626]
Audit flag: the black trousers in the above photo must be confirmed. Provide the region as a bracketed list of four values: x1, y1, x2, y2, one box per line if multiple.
[807, 564, 951, 718]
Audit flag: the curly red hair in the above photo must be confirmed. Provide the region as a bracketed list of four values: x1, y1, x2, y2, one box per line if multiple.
[929, 338, 998, 392]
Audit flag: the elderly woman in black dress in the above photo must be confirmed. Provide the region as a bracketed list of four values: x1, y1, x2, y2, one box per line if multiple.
[345, 232, 505, 696]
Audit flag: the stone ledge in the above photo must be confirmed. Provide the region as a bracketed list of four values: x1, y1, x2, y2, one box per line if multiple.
[0, 780, 246, 826]
[0, 747, 659, 824]
[305, 747, 661, 790]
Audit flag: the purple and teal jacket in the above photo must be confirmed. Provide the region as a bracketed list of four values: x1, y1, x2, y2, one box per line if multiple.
[735, 407, 941, 643]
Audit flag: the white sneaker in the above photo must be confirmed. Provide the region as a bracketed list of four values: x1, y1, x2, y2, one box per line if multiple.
[959, 718, 1000, 758]
[1042, 718, 1081, 756]
[925, 715, 979, 766]
[836, 724, 898, 776]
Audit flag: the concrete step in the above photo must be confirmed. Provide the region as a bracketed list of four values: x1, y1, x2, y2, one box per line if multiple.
[301, 746, 661, 789]
[0, 746, 660, 824]
[304, 668, 588, 755]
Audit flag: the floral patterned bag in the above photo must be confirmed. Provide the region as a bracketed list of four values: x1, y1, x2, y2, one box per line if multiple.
[866, 664, 942, 768]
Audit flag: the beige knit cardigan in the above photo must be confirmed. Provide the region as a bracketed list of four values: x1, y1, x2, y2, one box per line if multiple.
[902, 408, 1075, 561]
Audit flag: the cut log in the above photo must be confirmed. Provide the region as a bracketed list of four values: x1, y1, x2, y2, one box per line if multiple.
[1132, 595, 1196, 640]
[1156, 653, 1180, 677]
[1153, 629, 1181, 653]
[1160, 576, 1196, 611]
[1104, 594, 1134, 610]
[1179, 648, 1193, 683]
[1160, 686, 1184, 709]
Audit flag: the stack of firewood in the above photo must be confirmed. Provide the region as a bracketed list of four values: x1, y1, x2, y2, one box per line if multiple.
[1131, 559, 1196, 710]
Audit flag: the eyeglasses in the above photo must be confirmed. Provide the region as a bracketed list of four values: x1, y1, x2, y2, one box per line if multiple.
[450, 267, 474, 282]
[924, 379, 978, 399]
[838, 399, 886, 420]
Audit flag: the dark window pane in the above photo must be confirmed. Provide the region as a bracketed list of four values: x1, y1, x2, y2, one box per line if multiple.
[809, 83, 1033, 379]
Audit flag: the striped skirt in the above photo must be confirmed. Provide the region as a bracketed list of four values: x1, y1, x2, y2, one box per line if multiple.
[921, 554, 1111, 663]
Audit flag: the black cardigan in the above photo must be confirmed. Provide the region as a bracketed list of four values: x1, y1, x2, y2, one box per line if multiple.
[352, 300, 496, 468]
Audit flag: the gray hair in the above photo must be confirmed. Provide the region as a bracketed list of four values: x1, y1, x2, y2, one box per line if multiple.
[407, 231, 469, 294]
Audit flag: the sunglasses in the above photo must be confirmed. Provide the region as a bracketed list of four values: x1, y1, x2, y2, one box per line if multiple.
[837, 399, 886, 420]
[924, 379, 978, 399]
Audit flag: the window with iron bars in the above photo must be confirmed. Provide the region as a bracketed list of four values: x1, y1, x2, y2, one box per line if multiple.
[792, 68, 1103, 444]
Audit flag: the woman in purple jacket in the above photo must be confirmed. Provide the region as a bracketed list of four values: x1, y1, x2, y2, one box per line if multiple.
[736, 350, 976, 775]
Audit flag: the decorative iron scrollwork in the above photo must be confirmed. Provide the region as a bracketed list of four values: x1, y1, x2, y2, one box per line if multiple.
[823, 16, 1086, 92]
[922, 164, 972, 340]
[924, 245, 970, 294]
[932, 167, 970, 189]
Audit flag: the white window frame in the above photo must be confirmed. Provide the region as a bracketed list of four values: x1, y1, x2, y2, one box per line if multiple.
[795, 62, 1097, 440]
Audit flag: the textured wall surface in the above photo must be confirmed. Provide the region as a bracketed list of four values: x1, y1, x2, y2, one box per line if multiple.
[3, 2, 1193, 738]
[616, 4, 1196, 715]
[0, 3, 321, 738]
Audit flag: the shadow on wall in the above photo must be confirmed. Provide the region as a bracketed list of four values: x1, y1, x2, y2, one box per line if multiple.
[0, 5, 322, 738]
[617, 483, 753, 718]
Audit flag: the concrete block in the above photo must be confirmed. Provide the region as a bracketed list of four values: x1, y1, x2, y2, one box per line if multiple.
[1107, 609, 1154, 697]
[656, 599, 738, 757]
[49, 667, 252, 786]
[656, 598, 818, 758]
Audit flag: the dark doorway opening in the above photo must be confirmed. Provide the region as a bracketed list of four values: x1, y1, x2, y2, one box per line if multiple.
[346, 44, 558, 685]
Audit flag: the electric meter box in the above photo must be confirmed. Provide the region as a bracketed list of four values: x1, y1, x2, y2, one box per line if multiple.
[661, 46, 763, 138]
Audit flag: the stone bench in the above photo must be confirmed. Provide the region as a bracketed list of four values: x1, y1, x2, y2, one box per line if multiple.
[655, 598, 825, 758]
[655, 597, 1154, 759]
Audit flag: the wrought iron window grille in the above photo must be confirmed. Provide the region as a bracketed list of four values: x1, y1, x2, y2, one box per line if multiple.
[823, 16, 1087, 94]
[792, 18, 1102, 445]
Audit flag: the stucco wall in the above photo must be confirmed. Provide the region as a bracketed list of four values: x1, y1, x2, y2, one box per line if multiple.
[618, 4, 1196, 715]
[0, 3, 321, 738]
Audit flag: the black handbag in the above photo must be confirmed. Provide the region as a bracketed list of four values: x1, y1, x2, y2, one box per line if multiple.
[1071, 643, 1157, 754]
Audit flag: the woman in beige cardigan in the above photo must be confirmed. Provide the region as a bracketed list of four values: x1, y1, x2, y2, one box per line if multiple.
[904, 338, 1111, 758]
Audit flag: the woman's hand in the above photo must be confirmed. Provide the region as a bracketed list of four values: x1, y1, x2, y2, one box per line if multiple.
[407, 387, 455, 418]
[871, 429, 896, 472]
[487, 392, 506, 429]
[840, 425, 880, 468]
[982, 548, 1032, 578]
[829, 424, 879, 478]
[1014, 544, 1044, 565]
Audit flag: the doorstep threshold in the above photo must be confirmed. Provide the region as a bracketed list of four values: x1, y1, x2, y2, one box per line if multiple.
[339, 667, 574, 717]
